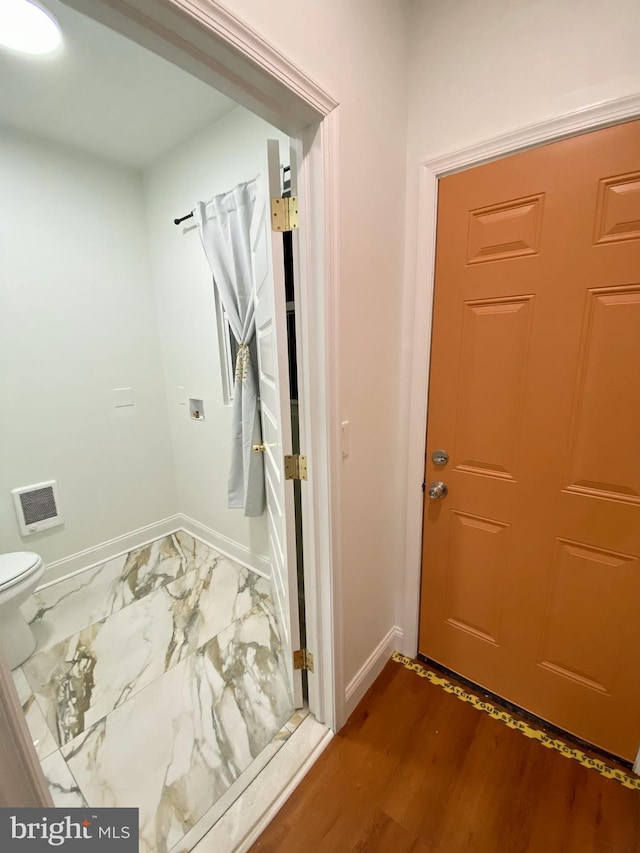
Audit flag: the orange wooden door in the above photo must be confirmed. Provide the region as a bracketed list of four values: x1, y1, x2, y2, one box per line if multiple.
[419, 119, 640, 760]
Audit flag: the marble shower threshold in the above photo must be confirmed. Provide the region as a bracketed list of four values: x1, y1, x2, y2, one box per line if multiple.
[177, 712, 333, 853]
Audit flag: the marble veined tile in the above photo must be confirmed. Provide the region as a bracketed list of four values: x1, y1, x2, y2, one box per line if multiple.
[22, 535, 190, 652]
[61, 601, 293, 853]
[11, 667, 57, 759]
[164, 554, 271, 651]
[173, 531, 220, 574]
[23, 555, 272, 748]
[205, 600, 293, 766]
[41, 751, 86, 808]
[23, 587, 176, 747]
[60, 658, 231, 853]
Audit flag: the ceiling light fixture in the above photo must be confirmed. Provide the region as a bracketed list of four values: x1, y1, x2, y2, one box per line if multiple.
[0, 0, 62, 55]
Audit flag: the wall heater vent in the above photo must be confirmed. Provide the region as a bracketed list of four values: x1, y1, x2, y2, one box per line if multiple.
[12, 481, 63, 535]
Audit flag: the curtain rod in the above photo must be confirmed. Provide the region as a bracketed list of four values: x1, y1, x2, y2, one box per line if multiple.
[173, 165, 291, 225]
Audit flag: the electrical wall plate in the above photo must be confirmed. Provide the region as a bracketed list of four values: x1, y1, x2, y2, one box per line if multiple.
[189, 398, 205, 420]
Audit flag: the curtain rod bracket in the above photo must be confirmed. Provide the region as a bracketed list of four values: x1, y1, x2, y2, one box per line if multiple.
[174, 212, 194, 226]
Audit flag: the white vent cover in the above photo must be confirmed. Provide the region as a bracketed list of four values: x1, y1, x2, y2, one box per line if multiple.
[12, 481, 63, 535]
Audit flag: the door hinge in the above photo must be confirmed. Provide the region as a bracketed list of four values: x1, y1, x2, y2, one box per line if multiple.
[293, 648, 314, 672]
[284, 454, 307, 480]
[271, 196, 299, 232]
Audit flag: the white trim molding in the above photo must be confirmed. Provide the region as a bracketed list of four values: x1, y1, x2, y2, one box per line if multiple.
[36, 515, 273, 591]
[344, 625, 404, 721]
[164, 0, 337, 117]
[401, 93, 640, 659]
[38, 515, 184, 588]
[427, 92, 640, 176]
[63, 0, 337, 133]
[293, 110, 344, 732]
[179, 515, 272, 578]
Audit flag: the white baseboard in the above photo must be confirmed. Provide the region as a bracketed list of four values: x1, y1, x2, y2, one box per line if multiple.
[37, 514, 272, 589]
[178, 514, 271, 579]
[39, 515, 184, 588]
[344, 625, 404, 720]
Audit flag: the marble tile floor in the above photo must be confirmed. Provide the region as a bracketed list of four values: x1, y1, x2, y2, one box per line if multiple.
[12, 531, 295, 853]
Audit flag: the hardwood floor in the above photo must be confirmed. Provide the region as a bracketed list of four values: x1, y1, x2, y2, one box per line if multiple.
[251, 659, 640, 852]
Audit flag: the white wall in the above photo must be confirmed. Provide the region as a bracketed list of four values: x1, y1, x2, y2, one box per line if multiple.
[406, 0, 640, 163]
[0, 128, 178, 564]
[399, 0, 640, 651]
[142, 106, 289, 560]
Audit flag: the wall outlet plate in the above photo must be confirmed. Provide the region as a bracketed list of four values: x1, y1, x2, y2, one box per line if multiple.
[189, 398, 205, 421]
[341, 420, 350, 459]
[113, 387, 134, 408]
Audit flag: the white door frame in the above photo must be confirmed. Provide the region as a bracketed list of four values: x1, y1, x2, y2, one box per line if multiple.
[400, 91, 640, 659]
[0, 0, 345, 806]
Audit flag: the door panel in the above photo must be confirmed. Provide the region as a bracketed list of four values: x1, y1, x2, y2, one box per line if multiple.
[455, 296, 533, 480]
[419, 119, 640, 759]
[565, 285, 640, 504]
[252, 139, 302, 707]
[538, 539, 637, 695]
[593, 171, 640, 245]
[467, 193, 545, 264]
[444, 511, 511, 645]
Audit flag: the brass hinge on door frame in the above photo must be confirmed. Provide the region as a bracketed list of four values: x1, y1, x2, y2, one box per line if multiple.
[293, 648, 314, 672]
[271, 196, 299, 232]
[284, 454, 307, 481]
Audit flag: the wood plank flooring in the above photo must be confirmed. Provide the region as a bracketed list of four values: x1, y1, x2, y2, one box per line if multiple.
[251, 659, 640, 852]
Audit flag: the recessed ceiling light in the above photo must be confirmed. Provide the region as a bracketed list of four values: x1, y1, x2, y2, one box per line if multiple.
[0, 0, 62, 55]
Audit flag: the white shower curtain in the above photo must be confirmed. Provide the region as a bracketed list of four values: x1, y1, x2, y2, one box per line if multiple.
[194, 179, 265, 517]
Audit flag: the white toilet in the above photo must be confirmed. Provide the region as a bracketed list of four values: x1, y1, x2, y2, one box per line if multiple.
[0, 552, 45, 669]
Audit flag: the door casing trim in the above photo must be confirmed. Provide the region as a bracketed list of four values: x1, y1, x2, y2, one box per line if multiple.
[400, 91, 640, 659]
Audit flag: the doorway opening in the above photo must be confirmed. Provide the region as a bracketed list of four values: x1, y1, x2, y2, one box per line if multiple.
[2, 0, 340, 844]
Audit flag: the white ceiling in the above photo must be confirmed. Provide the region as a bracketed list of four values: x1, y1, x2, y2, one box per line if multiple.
[0, 0, 237, 169]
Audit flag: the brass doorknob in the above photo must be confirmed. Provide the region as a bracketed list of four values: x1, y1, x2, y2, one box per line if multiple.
[253, 443, 266, 453]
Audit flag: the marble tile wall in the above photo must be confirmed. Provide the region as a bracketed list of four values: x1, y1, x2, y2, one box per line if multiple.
[14, 531, 295, 853]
